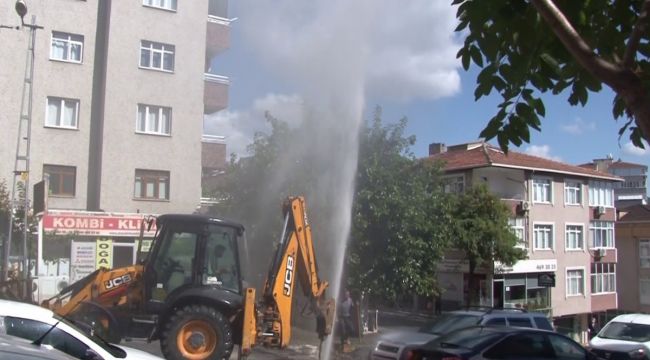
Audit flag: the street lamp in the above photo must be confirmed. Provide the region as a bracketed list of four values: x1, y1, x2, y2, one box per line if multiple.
[15, 1, 27, 22]
[2, 1, 43, 297]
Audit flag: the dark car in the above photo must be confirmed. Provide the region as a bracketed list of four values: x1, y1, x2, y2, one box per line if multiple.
[408, 326, 601, 360]
[370, 308, 554, 360]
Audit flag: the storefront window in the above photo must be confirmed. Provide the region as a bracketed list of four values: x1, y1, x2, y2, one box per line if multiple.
[505, 285, 526, 308]
[495, 274, 552, 311]
[526, 288, 550, 311]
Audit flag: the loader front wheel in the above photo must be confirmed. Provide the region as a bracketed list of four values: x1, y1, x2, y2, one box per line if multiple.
[161, 305, 233, 360]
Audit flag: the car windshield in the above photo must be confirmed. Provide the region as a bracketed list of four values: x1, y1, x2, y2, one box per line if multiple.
[419, 314, 482, 335]
[54, 314, 127, 358]
[425, 327, 503, 350]
[598, 321, 650, 343]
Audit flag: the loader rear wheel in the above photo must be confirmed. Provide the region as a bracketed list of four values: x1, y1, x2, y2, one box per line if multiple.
[161, 305, 233, 360]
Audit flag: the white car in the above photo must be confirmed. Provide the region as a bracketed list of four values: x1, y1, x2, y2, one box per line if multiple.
[0, 334, 77, 360]
[0, 299, 163, 360]
[589, 313, 650, 360]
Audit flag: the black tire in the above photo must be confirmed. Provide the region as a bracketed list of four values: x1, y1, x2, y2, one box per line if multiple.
[160, 305, 233, 360]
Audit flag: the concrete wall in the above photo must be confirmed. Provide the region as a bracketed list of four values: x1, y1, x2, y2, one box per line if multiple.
[617, 222, 650, 313]
[99, 2, 208, 214]
[1, 1, 224, 216]
[0, 0, 97, 211]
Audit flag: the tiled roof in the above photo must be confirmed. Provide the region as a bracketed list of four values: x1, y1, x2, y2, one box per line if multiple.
[618, 204, 650, 222]
[428, 142, 623, 181]
[608, 160, 647, 169]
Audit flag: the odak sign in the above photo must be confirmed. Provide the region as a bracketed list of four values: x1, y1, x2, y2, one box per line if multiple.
[96, 239, 113, 269]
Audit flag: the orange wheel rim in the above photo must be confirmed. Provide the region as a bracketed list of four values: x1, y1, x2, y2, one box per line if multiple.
[176, 320, 217, 360]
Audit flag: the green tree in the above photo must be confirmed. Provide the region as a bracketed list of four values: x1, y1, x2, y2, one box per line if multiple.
[451, 185, 527, 306]
[455, 0, 650, 151]
[0, 180, 38, 278]
[0, 180, 10, 269]
[347, 107, 454, 303]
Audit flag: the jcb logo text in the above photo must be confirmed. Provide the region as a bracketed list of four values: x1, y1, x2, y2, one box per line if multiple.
[283, 256, 294, 297]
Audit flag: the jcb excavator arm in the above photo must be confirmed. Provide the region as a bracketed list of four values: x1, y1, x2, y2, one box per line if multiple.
[241, 196, 335, 356]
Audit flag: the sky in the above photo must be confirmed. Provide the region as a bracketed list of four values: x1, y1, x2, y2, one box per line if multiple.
[204, 0, 650, 170]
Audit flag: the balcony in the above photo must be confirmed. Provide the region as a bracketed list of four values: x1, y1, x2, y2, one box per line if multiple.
[206, 0, 231, 59]
[204, 73, 229, 114]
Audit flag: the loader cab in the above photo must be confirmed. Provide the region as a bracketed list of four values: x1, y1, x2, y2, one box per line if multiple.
[143, 214, 245, 307]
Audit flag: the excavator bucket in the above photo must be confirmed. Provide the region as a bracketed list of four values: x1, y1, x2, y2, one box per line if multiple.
[316, 297, 335, 340]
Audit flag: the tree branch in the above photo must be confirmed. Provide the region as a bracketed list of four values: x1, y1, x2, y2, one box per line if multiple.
[530, 0, 622, 86]
[624, 0, 650, 69]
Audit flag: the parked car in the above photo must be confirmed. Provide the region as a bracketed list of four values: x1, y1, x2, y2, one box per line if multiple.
[370, 308, 554, 360]
[409, 326, 601, 360]
[0, 299, 163, 360]
[589, 313, 650, 360]
[0, 334, 77, 360]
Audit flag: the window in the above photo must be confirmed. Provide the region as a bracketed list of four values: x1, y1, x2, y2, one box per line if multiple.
[565, 224, 584, 250]
[484, 333, 553, 359]
[46, 97, 79, 129]
[547, 333, 586, 359]
[564, 180, 582, 205]
[50, 31, 83, 63]
[143, 0, 177, 11]
[3, 316, 91, 359]
[641, 278, 650, 305]
[134, 169, 169, 200]
[140, 40, 175, 72]
[640, 240, 650, 268]
[442, 175, 464, 193]
[589, 181, 614, 207]
[566, 268, 585, 296]
[590, 221, 614, 248]
[152, 231, 197, 298]
[203, 224, 241, 292]
[43, 165, 75, 196]
[533, 224, 554, 250]
[137, 104, 171, 135]
[532, 178, 552, 203]
[484, 318, 506, 326]
[507, 317, 533, 328]
[509, 218, 526, 248]
[591, 263, 616, 294]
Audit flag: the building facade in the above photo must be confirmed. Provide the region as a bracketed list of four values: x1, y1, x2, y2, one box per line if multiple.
[616, 205, 650, 313]
[429, 141, 622, 343]
[0, 0, 230, 299]
[581, 157, 648, 208]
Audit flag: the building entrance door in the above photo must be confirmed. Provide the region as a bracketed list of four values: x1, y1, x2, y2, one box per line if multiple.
[113, 243, 136, 268]
[493, 280, 504, 308]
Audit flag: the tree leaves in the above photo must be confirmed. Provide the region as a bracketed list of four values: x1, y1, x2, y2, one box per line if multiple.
[348, 107, 452, 300]
[453, 0, 650, 150]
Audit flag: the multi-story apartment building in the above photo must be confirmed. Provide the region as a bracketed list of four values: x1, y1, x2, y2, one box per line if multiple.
[0, 1, 230, 296]
[429, 141, 622, 343]
[581, 156, 648, 208]
[616, 204, 650, 313]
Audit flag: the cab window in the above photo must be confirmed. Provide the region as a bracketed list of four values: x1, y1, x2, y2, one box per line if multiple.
[151, 231, 198, 300]
[202, 225, 240, 293]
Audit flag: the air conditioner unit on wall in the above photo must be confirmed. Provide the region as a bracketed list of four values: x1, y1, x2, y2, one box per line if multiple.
[520, 200, 530, 212]
[597, 206, 606, 215]
[595, 248, 606, 258]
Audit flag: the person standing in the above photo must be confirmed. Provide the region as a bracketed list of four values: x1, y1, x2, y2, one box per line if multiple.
[339, 289, 354, 347]
[588, 316, 600, 340]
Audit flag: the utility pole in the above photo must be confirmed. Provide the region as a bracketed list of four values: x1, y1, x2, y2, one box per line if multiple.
[2, 2, 43, 297]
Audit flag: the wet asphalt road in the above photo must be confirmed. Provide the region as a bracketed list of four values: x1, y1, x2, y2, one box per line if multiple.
[125, 310, 429, 359]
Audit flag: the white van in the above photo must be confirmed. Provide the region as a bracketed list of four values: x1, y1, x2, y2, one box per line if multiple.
[589, 313, 650, 360]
